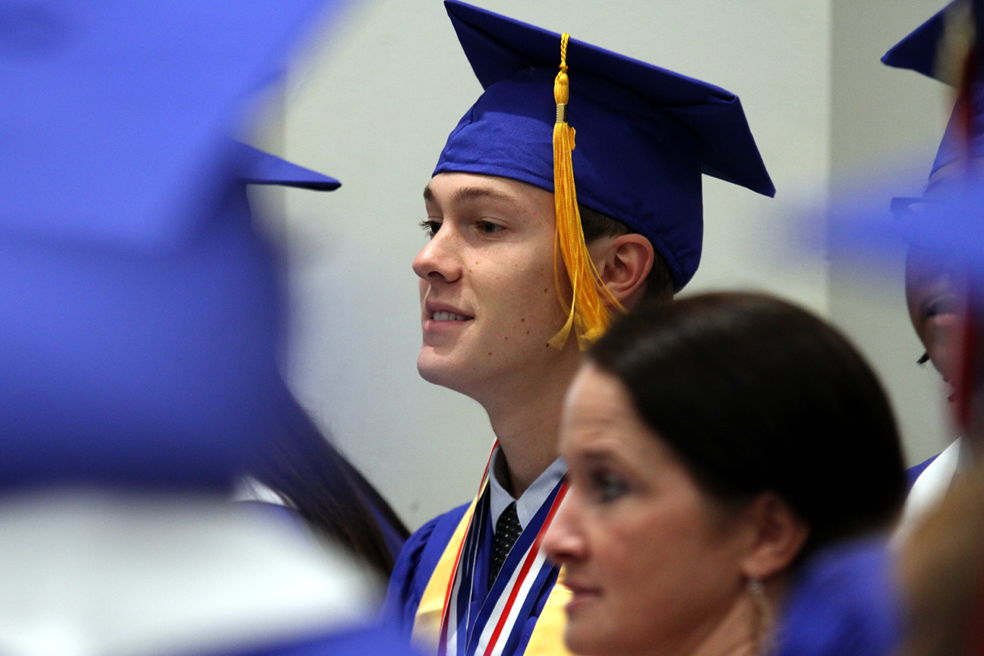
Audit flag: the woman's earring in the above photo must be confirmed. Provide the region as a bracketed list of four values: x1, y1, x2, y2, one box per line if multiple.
[748, 577, 774, 655]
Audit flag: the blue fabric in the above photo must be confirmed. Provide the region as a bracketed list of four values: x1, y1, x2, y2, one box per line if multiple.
[832, 181, 984, 285]
[881, 1, 984, 177]
[372, 504, 411, 562]
[435, 0, 775, 291]
[881, 2, 954, 82]
[775, 537, 902, 656]
[235, 142, 341, 191]
[0, 195, 284, 492]
[906, 453, 940, 490]
[381, 498, 563, 655]
[930, 86, 984, 177]
[0, 1, 335, 252]
[0, 0, 340, 492]
[381, 503, 471, 634]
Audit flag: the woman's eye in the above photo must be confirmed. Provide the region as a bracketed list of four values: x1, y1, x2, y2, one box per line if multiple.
[592, 471, 628, 503]
[419, 219, 441, 238]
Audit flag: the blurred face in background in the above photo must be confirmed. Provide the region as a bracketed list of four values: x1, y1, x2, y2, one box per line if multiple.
[905, 245, 966, 384]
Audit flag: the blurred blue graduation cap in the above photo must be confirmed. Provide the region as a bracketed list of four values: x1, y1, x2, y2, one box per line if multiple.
[887, 185, 984, 278]
[435, 0, 775, 291]
[0, 0, 342, 492]
[0, 1, 339, 253]
[882, 0, 984, 181]
[828, 177, 984, 287]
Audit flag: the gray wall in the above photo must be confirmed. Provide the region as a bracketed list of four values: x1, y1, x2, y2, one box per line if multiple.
[263, 0, 950, 529]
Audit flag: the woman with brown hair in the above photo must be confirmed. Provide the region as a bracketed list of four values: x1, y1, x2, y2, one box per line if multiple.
[543, 292, 907, 656]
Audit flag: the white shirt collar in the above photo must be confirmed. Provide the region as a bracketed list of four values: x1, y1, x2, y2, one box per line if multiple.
[487, 447, 566, 530]
[894, 438, 967, 544]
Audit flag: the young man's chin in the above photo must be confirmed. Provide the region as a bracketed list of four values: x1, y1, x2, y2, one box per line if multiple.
[417, 351, 461, 388]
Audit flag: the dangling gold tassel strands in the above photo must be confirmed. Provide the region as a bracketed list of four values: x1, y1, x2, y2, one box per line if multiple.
[547, 33, 624, 350]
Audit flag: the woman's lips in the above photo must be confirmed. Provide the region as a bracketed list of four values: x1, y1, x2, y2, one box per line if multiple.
[563, 580, 602, 613]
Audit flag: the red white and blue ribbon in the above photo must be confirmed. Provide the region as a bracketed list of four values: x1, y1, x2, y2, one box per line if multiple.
[437, 444, 569, 656]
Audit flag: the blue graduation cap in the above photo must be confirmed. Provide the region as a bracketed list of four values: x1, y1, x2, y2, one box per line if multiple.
[0, 1, 337, 253]
[881, 2, 957, 83]
[0, 0, 342, 492]
[236, 142, 341, 191]
[882, 1, 984, 180]
[435, 0, 775, 294]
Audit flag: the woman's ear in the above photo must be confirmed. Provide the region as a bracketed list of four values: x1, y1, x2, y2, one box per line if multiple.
[588, 233, 654, 306]
[739, 493, 810, 581]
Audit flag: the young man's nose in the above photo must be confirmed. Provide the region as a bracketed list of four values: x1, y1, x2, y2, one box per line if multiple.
[412, 228, 462, 283]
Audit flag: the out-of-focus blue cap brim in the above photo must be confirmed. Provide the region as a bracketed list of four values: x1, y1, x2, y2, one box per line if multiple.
[0, 0, 344, 492]
[829, 177, 984, 284]
[435, 0, 775, 291]
[236, 142, 341, 191]
[0, 1, 338, 254]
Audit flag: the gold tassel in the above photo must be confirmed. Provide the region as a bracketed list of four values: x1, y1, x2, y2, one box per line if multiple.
[547, 33, 624, 351]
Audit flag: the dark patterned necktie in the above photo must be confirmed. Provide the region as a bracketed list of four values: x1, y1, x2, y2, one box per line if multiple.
[489, 501, 523, 587]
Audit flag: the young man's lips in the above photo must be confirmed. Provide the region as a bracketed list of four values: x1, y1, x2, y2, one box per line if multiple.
[424, 302, 474, 322]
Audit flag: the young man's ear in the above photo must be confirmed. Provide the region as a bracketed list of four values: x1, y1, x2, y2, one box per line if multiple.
[738, 492, 810, 582]
[588, 233, 654, 306]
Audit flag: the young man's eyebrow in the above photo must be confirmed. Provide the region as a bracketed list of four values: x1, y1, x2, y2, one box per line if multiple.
[423, 184, 516, 205]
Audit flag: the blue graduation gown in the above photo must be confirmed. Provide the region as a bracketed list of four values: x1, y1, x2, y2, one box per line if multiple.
[381, 503, 471, 634]
[774, 537, 901, 656]
[381, 501, 567, 654]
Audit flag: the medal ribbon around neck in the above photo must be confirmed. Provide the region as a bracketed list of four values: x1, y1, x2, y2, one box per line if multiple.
[437, 443, 569, 656]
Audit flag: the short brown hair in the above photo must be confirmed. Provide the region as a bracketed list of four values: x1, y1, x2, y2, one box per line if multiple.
[579, 204, 674, 302]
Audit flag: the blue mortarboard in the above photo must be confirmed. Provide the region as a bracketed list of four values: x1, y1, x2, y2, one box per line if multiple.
[881, 2, 956, 83]
[435, 0, 775, 292]
[0, 1, 336, 254]
[0, 1, 341, 492]
[882, 1, 984, 179]
[236, 142, 341, 191]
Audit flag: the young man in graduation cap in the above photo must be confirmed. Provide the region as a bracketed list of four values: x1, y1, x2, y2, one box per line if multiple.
[383, 3, 775, 653]
[881, 0, 984, 536]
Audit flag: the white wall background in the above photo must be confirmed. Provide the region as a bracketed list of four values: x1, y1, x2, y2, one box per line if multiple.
[260, 0, 952, 529]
